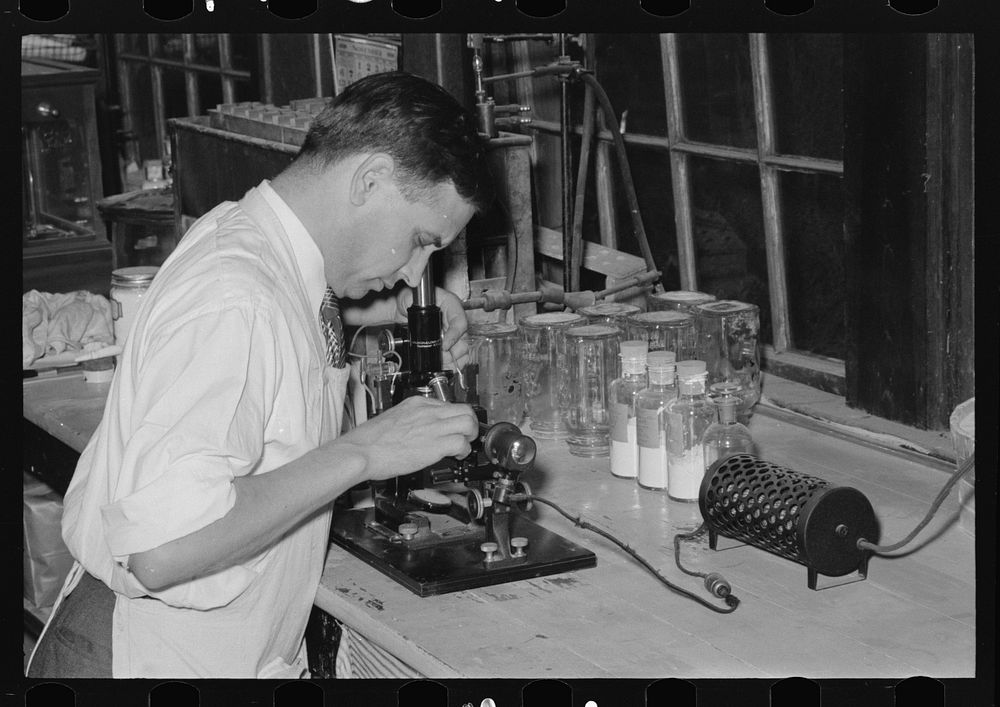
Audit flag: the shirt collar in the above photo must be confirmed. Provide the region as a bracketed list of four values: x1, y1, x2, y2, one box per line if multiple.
[257, 180, 327, 319]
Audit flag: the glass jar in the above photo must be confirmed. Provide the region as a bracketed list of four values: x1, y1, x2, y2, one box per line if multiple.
[468, 322, 524, 425]
[110, 266, 159, 347]
[694, 300, 761, 424]
[666, 360, 716, 502]
[625, 310, 696, 360]
[647, 290, 716, 314]
[635, 351, 677, 491]
[608, 339, 648, 479]
[563, 324, 621, 457]
[577, 301, 641, 331]
[518, 311, 587, 439]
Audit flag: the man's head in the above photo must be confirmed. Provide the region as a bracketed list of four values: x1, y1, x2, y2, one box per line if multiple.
[284, 72, 493, 298]
[295, 71, 493, 214]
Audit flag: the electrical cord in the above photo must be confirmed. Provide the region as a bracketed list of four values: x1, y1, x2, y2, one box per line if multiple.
[525, 493, 740, 613]
[857, 452, 976, 554]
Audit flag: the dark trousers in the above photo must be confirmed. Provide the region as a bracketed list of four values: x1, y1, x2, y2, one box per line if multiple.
[27, 571, 114, 678]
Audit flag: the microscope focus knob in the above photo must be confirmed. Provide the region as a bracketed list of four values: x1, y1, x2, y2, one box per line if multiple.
[480, 542, 499, 563]
[510, 536, 529, 558]
[398, 523, 419, 541]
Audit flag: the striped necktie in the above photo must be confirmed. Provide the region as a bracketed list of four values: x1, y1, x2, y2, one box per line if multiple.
[320, 286, 346, 368]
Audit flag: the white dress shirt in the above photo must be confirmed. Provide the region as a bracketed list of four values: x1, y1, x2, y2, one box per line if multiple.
[58, 181, 351, 678]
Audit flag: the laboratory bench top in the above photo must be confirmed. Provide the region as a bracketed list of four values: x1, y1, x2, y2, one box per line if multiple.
[22, 371, 976, 679]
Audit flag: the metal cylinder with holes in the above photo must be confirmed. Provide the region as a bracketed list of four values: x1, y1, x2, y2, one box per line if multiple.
[699, 453, 880, 589]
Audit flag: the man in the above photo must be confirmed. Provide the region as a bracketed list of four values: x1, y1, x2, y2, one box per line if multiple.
[27, 72, 492, 678]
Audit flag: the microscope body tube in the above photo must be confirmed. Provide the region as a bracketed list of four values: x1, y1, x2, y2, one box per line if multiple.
[407, 263, 443, 374]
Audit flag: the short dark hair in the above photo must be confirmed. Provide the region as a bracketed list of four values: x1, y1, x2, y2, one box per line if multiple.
[296, 71, 493, 213]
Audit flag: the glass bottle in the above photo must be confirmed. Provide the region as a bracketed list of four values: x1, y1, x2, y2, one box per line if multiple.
[608, 339, 648, 479]
[666, 360, 716, 502]
[636, 351, 677, 491]
[703, 381, 756, 469]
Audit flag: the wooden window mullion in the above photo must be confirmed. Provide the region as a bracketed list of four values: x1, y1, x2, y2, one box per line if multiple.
[660, 33, 698, 291]
[750, 33, 792, 353]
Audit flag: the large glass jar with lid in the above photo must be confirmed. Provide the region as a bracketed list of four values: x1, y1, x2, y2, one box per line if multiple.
[518, 311, 587, 439]
[625, 310, 697, 360]
[468, 321, 524, 425]
[693, 300, 761, 424]
[577, 301, 641, 332]
[647, 290, 716, 314]
[563, 324, 621, 457]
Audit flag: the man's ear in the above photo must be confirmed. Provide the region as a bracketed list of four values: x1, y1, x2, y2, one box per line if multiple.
[349, 153, 395, 206]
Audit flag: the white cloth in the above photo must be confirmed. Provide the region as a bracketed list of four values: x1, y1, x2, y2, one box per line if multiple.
[57, 181, 350, 678]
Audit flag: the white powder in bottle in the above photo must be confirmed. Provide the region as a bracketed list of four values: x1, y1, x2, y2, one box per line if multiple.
[668, 446, 705, 501]
[638, 443, 668, 490]
[610, 417, 638, 478]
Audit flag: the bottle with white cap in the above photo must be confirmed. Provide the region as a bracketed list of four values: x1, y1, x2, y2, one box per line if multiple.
[635, 351, 677, 491]
[665, 359, 716, 501]
[608, 339, 648, 479]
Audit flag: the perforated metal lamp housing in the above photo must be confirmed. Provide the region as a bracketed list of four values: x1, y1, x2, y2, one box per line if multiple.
[699, 454, 881, 590]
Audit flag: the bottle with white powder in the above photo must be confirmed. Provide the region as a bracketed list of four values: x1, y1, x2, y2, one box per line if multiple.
[635, 351, 677, 491]
[608, 340, 648, 479]
[666, 360, 715, 501]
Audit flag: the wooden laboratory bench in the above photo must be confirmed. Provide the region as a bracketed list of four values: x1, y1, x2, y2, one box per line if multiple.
[22, 371, 975, 679]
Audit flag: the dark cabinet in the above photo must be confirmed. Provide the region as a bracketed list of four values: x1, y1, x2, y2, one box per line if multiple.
[22, 57, 112, 295]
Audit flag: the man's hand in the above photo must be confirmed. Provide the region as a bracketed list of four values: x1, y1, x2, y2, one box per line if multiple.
[394, 286, 471, 370]
[338, 396, 479, 481]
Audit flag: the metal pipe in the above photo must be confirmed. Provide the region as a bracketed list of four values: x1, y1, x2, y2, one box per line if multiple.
[461, 270, 661, 311]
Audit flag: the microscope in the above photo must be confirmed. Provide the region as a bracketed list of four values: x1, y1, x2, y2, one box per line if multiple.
[328, 262, 596, 597]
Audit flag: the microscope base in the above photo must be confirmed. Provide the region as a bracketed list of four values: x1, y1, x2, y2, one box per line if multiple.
[329, 508, 597, 597]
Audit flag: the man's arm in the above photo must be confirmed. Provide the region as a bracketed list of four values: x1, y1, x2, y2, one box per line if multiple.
[127, 396, 478, 592]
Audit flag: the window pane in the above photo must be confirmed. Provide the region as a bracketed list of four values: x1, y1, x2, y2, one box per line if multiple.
[155, 34, 184, 61]
[593, 34, 667, 137]
[769, 34, 844, 161]
[229, 34, 257, 72]
[118, 33, 148, 56]
[125, 62, 159, 163]
[689, 155, 772, 343]
[677, 34, 756, 149]
[161, 69, 190, 119]
[781, 171, 845, 358]
[193, 34, 220, 66]
[608, 146, 678, 284]
[234, 79, 258, 103]
[198, 75, 224, 114]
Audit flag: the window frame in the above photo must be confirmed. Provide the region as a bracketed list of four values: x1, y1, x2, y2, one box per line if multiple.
[525, 33, 847, 392]
[115, 34, 253, 165]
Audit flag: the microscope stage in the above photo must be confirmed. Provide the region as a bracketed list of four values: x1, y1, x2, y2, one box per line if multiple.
[329, 508, 597, 597]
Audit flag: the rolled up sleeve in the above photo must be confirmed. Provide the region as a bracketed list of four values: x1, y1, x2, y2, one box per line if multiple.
[100, 301, 281, 608]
